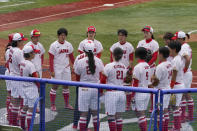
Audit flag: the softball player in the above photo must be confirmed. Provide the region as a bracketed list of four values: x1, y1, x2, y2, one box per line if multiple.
[74, 40, 104, 131]
[168, 41, 184, 130]
[19, 46, 39, 130]
[25, 29, 45, 77]
[151, 47, 172, 131]
[137, 26, 159, 112]
[172, 31, 193, 122]
[49, 28, 75, 111]
[8, 33, 27, 126]
[110, 29, 134, 111]
[102, 47, 127, 131]
[163, 32, 174, 62]
[4, 33, 14, 124]
[78, 26, 103, 58]
[132, 47, 150, 131]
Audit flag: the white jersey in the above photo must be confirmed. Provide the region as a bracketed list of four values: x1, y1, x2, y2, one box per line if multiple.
[155, 61, 172, 89]
[165, 45, 173, 62]
[171, 55, 184, 84]
[8, 47, 24, 76]
[110, 42, 134, 68]
[78, 39, 103, 55]
[137, 39, 159, 65]
[20, 60, 37, 87]
[48, 40, 73, 70]
[133, 61, 150, 88]
[179, 43, 192, 72]
[74, 55, 104, 83]
[104, 61, 127, 86]
[25, 41, 45, 72]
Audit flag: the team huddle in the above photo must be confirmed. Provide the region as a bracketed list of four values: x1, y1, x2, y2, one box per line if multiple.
[4, 25, 193, 131]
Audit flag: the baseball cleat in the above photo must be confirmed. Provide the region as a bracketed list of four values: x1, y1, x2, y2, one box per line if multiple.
[65, 104, 74, 110]
[50, 105, 56, 111]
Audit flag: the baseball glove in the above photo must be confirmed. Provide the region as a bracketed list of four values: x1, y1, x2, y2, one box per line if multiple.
[169, 94, 176, 106]
[151, 75, 159, 86]
[145, 49, 152, 63]
[124, 68, 132, 84]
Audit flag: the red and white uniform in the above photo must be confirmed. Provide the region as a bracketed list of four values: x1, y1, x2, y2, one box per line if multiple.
[78, 39, 103, 58]
[171, 55, 185, 106]
[25, 41, 45, 77]
[48, 40, 74, 80]
[5, 48, 11, 91]
[110, 42, 134, 68]
[179, 43, 192, 88]
[74, 55, 104, 112]
[155, 61, 172, 108]
[20, 60, 39, 108]
[137, 39, 159, 83]
[8, 47, 24, 98]
[103, 61, 127, 115]
[132, 60, 150, 111]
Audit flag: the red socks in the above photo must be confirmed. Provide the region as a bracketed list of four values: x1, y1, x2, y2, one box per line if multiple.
[93, 116, 99, 131]
[27, 111, 33, 131]
[11, 106, 20, 126]
[116, 118, 123, 131]
[188, 99, 194, 121]
[8, 103, 12, 125]
[6, 95, 11, 114]
[180, 100, 186, 122]
[126, 93, 132, 108]
[138, 116, 147, 131]
[50, 89, 56, 106]
[173, 110, 181, 130]
[20, 110, 27, 129]
[62, 89, 70, 106]
[164, 113, 169, 131]
[108, 119, 116, 131]
[79, 117, 87, 131]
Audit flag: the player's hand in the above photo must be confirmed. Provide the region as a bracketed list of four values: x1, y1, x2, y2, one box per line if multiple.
[151, 75, 159, 86]
[51, 72, 55, 78]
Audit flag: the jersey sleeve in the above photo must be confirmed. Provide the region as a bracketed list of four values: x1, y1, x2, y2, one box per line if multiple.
[155, 65, 163, 80]
[40, 44, 45, 55]
[78, 41, 84, 52]
[68, 43, 74, 54]
[172, 58, 180, 71]
[179, 45, 189, 57]
[96, 41, 103, 53]
[152, 41, 159, 53]
[110, 44, 115, 52]
[74, 60, 81, 75]
[29, 63, 37, 75]
[133, 65, 140, 80]
[48, 43, 56, 55]
[103, 64, 110, 77]
[17, 51, 24, 65]
[136, 41, 141, 48]
[98, 59, 104, 72]
[128, 43, 134, 54]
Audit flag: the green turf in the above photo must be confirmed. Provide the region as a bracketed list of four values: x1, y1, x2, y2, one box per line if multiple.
[0, 0, 197, 130]
[0, 0, 81, 14]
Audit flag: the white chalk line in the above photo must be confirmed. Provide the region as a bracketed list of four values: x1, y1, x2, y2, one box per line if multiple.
[0, 0, 134, 27]
[0, 1, 35, 9]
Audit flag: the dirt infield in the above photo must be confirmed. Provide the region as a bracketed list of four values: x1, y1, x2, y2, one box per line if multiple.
[0, 0, 152, 31]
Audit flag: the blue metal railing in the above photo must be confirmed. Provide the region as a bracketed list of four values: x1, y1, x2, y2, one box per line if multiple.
[0, 75, 159, 131]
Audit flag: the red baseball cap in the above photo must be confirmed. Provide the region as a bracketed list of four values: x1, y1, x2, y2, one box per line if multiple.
[8, 33, 15, 43]
[142, 26, 154, 33]
[87, 26, 96, 32]
[31, 29, 41, 37]
[172, 31, 186, 40]
[13, 33, 28, 41]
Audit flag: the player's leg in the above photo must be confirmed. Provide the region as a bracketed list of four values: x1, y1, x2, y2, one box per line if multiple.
[10, 97, 21, 126]
[115, 91, 126, 131]
[105, 92, 117, 131]
[62, 68, 73, 109]
[73, 87, 80, 129]
[26, 107, 34, 131]
[126, 92, 132, 111]
[163, 94, 170, 131]
[20, 104, 28, 130]
[6, 90, 11, 122]
[78, 87, 91, 130]
[180, 94, 187, 122]
[50, 85, 58, 111]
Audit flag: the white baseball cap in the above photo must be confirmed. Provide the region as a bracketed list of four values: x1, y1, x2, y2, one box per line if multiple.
[172, 31, 186, 40]
[13, 33, 28, 41]
[23, 46, 34, 54]
[83, 40, 95, 52]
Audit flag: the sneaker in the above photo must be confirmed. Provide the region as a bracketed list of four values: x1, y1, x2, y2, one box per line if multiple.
[50, 105, 56, 111]
[65, 104, 74, 110]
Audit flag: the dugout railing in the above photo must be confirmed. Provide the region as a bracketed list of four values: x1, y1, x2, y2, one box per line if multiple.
[0, 75, 159, 131]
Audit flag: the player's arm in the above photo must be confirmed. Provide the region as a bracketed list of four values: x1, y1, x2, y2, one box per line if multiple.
[69, 52, 75, 65]
[32, 72, 40, 88]
[183, 55, 190, 73]
[170, 69, 177, 89]
[110, 51, 113, 62]
[49, 52, 55, 77]
[148, 51, 158, 66]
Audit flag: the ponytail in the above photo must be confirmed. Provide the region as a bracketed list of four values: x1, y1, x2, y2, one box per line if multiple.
[151, 34, 155, 39]
[5, 42, 12, 51]
[86, 51, 95, 75]
[11, 41, 18, 47]
[186, 33, 190, 39]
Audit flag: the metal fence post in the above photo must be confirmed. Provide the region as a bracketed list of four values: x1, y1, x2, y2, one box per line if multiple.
[159, 90, 164, 131]
[97, 89, 100, 131]
[154, 91, 158, 131]
[39, 82, 46, 131]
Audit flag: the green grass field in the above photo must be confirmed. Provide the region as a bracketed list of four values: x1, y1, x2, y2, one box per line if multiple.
[0, 0, 197, 130]
[0, 0, 81, 14]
